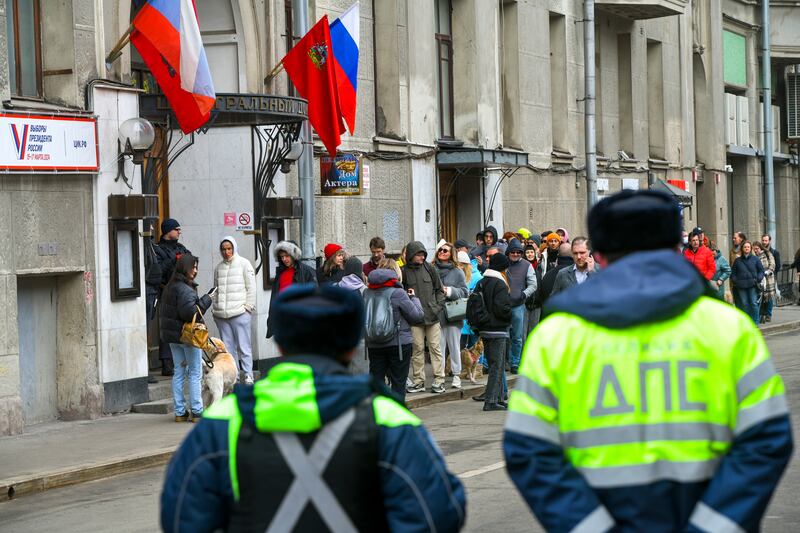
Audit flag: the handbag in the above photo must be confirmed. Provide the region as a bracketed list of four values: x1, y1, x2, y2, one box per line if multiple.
[444, 297, 468, 323]
[180, 305, 209, 349]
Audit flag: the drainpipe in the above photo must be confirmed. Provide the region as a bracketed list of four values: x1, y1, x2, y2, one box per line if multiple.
[762, 0, 776, 242]
[293, 0, 317, 266]
[584, 0, 598, 208]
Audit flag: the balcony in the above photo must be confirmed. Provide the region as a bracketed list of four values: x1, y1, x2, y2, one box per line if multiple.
[596, 0, 686, 20]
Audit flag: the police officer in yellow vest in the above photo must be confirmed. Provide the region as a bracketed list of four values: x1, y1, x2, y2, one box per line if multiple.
[504, 190, 793, 532]
[161, 284, 466, 532]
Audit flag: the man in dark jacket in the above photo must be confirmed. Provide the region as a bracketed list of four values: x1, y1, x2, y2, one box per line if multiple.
[505, 239, 537, 374]
[476, 225, 501, 271]
[267, 240, 317, 338]
[402, 241, 447, 394]
[473, 253, 512, 411]
[365, 269, 424, 399]
[161, 284, 466, 533]
[505, 190, 792, 532]
[537, 242, 573, 307]
[363, 236, 386, 277]
[153, 218, 191, 376]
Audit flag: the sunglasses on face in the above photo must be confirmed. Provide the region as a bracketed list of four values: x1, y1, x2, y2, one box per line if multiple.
[438, 248, 450, 254]
[509, 251, 522, 255]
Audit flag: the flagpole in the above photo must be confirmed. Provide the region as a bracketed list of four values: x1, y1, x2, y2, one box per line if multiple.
[263, 59, 285, 86]
[105, 24, 134, 67]
[293, 0, 317, 267]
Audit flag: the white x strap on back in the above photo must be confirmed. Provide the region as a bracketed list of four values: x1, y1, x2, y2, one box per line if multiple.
[266, 407, 358, 533]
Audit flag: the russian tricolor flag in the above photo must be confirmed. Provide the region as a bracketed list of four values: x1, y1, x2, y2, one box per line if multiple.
[131, 0, 216, 133]
[330, 2, 359, 135]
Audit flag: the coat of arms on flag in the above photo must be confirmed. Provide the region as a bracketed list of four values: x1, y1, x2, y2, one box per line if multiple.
[308, 43, 328, 70]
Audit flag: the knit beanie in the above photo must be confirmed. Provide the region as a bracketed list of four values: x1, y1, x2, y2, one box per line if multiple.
[161, 218, 180, 235]
[324, 243, 343, 260]
[489, 253, 510, 271]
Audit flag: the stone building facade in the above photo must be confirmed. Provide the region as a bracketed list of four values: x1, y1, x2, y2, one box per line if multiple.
[1, 0, 799, 434]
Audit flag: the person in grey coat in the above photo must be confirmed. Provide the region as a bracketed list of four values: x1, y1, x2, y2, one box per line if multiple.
[433, 241, 469, 389]
[505, 239, 537, 374]
[550, 237, 596, 297]
[365, 269, 424, 400]
[159, 254, 213, 422]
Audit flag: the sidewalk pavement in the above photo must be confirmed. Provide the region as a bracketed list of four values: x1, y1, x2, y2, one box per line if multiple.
[1, 362, 510, 502]
[2, 305, 798, 502]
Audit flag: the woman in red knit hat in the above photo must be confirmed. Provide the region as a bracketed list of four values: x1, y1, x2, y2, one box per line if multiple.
[317, 243, 347, 285]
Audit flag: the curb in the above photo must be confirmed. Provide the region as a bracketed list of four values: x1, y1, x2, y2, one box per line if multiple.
[760, 319, 800, 336]
[1, 448, 174, 503]
[0, 376, 514, 502]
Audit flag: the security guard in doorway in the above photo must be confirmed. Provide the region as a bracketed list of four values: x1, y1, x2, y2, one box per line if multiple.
[161, 284, 466, 533]
[504, 190, 793, 532]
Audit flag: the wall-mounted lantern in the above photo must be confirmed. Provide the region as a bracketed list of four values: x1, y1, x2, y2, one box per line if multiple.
[117, 117, 156, 185]
[280, 140, 303, 173]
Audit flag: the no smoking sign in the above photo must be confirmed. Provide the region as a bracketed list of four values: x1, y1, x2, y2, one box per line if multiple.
[235, 211, 254, 231]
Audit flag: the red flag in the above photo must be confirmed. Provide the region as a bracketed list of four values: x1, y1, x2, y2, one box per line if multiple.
[282, 16, 344, 156]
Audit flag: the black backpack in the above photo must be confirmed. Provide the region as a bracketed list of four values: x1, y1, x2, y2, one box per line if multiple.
[466, 281, 491, 331]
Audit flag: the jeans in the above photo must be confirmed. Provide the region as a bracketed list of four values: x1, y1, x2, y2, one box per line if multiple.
[735, 287, 759, 324]
[369, 344, 412, 401]
[215, 312, 253, 378]
[508, 305, 526, 369]
[482, 336, 507, 405]
[765, 299, 774, 318]
[170, 343, 203, 416]
[440, 324, 462, 375]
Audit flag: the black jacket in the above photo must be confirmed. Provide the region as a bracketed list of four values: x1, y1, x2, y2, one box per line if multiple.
[266, 261, 318, 338]
[475, 273, 512, 332]
[731, 254, 765, 289]
[317, 265, 346, 285]
[537, 255, 574, 307]
[154, 238, 191, 287]
[159, 275, 212, 344]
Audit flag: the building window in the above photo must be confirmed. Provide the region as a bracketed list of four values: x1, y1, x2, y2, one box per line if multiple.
[436, 0, 454, 139]
[6, 0, 42, 97]
[723, 30, 747, 88]
[618, 33, 634, 156]
[647, 40, 665, 159]
[549, 13, 568, 151]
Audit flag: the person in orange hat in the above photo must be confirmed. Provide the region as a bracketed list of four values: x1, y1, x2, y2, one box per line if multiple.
[317, 243, 347, 285]
[539, 232, 562, 276]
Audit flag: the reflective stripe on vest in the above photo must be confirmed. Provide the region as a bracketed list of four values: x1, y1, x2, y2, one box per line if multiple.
[266, 407, 358, 533]
[506, 296, 789, 488]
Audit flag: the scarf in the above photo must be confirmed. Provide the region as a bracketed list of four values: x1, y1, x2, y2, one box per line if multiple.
[368, 279, 400, 290]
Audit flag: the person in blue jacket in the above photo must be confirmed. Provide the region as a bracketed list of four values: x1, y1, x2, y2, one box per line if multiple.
[161, 284, 466, 533]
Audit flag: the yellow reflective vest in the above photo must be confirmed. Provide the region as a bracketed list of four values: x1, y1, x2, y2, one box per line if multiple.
[504, 295, 792, 532]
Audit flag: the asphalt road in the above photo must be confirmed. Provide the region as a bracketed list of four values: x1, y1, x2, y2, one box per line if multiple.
[1, 331, 799, 533]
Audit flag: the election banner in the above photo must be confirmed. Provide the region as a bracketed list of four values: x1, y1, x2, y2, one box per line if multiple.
[0, 113, 99, 172]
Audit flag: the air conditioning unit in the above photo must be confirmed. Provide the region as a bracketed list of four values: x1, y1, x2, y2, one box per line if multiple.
[736, 95, 750, 147]
[787, 67, 800, 139]
[725, 93, 738, 145]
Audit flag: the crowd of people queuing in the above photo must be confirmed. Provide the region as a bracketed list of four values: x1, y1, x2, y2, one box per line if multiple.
[146, 215, 789, 420]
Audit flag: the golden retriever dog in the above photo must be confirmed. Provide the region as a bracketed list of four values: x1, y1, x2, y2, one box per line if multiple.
[460, 339, 484, 384]
[202, 338, 239, 407]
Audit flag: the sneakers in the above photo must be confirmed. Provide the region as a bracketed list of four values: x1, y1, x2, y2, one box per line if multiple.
[189, 412, 202, 423]
[244, 375, 254, 386]
[451, 376, 462, 389]
[175, 412, 190, 423]
[431, 383, 446, 394]
[483, 403, 508, 411]
[406, 383, 425, 393]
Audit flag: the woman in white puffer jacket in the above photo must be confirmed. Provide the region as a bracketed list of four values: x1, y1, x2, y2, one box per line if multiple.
[212, 236, 256, 384]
